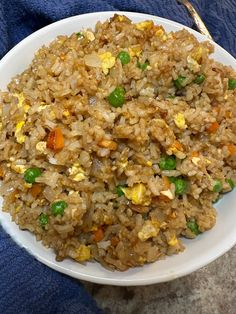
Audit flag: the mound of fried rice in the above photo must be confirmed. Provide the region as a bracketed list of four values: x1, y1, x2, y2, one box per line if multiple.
[0, 15, 236, 270]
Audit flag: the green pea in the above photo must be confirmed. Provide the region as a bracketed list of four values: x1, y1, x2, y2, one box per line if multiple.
[107, 87, 125, 108]
[174, 178, 187, 195]
[39, 213, 49, 228]
[117, 51, 131, 65]
[51, 200, 68, 216]
[137, 60, 149, 71]
[173, 75, 186, 90]
[213, 180, 222, 192]
[194, 74, 205, 84]
[116, 185, 126, 197]
[76, 32, 84, 38]
[186, 218, 200, 235]
[159, 155, 176, 170]
[24, 167, 42, 184]
[228, 79, 236, 90]
[225, 178, 235, 190]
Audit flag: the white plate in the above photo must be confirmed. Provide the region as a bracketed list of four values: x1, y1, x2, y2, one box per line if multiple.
[0, 11, 236, 286]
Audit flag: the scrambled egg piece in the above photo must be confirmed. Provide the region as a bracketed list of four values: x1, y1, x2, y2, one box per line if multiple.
[192, 46, 203, 62]
[146, 161, 152, 167]
[11, 164, 27, 174]
[155, 26, 167, 41]
[24, 182, 32, 189]
[83, 30, 95, 41]
[15, 121, 25, 144]
[138, 220, 160, 242]
[129, 45, 142, 57]
[174, 113, 187, 130]
[168, 235, 179, 246]
[121, 183, 151, 206]
[187, 56, 200, 72]
[36, 141, 47, 154]
[63, 110, 70, 117]
[75, 245, 91, 262]
[136, 20, 154, 31]
[68, 163, 86, 182]
[117, 15, 125, 22]
[98, 52, 116, 75]
[160, 189, 174, 200]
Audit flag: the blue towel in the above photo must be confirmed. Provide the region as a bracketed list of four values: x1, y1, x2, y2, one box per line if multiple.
[0, 1, 236, 313]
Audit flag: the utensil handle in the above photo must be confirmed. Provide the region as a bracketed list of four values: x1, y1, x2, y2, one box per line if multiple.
[184, 1, 213, 41]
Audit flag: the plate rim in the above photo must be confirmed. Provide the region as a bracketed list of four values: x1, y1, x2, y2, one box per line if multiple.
[1, 10, 236, 286]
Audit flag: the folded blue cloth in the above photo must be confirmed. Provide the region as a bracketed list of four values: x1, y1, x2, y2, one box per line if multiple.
[0, 0, 236, 313]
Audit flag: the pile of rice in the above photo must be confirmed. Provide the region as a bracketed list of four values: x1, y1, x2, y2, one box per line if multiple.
[0, 15, 236, 271]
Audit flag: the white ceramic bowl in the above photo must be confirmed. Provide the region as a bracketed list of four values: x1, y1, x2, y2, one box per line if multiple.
[0, 11, 236, 286]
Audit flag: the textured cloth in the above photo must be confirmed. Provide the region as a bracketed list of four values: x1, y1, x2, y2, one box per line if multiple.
[0, 0, 236, 313]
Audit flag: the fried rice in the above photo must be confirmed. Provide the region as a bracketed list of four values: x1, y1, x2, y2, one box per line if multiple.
[0, 14, 236, 271]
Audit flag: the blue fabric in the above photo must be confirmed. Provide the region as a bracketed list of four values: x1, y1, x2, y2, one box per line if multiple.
[0, 0, 236, 313]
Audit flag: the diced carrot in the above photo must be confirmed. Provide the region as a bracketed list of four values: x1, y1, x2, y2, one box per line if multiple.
[111, 236, 119, 247]
[226, 143, 236, 156]
[173, 140, 184, 151]
[206, 122, 219, 133]
[93, 228, 104, 242]
[191, 151, 199, 157]
[47, 127, 64, 151]
[0, 166, 4, 178]
[30, 184, 42, 198]
[98, 139, 117, 150]
[162, 176, 170, 190]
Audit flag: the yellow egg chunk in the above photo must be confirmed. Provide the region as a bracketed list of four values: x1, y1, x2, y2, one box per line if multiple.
[75, 245, 91, 262]
[68, 163, 86, 182]
[121, 183, 151, 206]
[15, 121, 26, 144]
[138, 220, 160, 242]
[98, 52, 116, 74]
[168, 235, 179, 246]
[136, 20, 154, 31]
[174, 113, 187, 129]
[129, 45, 142, 57]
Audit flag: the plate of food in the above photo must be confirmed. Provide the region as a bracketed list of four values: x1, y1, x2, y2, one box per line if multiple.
[0, 11, 236, 286]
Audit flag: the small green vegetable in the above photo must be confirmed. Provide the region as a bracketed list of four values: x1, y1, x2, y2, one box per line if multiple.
[76, 32, 84, 38]
[174, 178, 187, 195]
[107, 87, 125, 108]
[39, 213, 49, 227]
[24, 167, 42, 184]
[194, 74, 205, 84]
[159, 155, 176, 170]
[116, 185, 125, 197]
[117, 51, 131, 65]
[51, 200, 68, 216]
[228, 78, 236, 90]
[173, 75, 186, 90]
[137, 60, 149, 71]
[213, 180, 222, 192]
[226, 178, 235, 190]
[186, 218, 201, 235]
[167, 95, 175, 99]
[169, 177, 187, 195]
